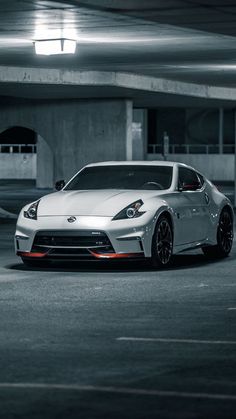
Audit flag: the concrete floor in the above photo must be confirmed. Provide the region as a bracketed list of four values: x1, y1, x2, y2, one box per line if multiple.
[0, 181, 236, 418]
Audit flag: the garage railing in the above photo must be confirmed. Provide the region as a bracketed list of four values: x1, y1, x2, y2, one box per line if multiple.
[0, 144, 36, 153]
[148, 144, 235, 154]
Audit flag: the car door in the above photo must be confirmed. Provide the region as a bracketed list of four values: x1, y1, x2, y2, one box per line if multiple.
[174, 167, 209, 245]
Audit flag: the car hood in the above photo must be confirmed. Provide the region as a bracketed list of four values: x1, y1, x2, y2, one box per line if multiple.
[37, 189, 167, 217]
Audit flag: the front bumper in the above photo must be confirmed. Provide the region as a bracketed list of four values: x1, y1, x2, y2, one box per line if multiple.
[15, 213, 154, 260]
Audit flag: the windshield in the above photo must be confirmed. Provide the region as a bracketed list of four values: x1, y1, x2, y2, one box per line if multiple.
[64, 165, 173, 191]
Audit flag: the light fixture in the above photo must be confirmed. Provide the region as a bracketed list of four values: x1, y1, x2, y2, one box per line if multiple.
[34, 38, 76, 55]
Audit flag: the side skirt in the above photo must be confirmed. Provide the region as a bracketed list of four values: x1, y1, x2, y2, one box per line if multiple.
[173, 239, 215, 254]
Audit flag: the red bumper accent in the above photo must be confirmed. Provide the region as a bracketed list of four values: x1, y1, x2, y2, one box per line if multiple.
[17, 250, 144, 260]
[17, 251, 47, 258]
[89, 250, 144, 259]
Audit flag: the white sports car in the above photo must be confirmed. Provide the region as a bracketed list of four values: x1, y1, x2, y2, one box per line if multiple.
[15, 161, 234, 268]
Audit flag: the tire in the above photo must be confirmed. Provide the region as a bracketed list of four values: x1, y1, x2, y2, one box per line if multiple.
[21, 257, 50, 268]
[151, 215, 173, 268]
[202, 208, 233, 259]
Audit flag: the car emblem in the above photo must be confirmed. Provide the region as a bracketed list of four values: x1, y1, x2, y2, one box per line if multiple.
[67, 216, 77, 223]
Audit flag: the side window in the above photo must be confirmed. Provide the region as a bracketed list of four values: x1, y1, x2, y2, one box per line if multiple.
[197, 172, 205, 187]
[178, 167, 201, 190]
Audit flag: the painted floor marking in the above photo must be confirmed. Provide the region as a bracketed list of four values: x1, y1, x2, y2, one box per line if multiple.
[117, 337, 236, 345]
[228, 308, 236, 311]
[0, 382, 236, 401]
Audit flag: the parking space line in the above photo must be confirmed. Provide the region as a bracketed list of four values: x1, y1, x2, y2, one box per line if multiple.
[117, 337, 236, 345]
[227, 308, 236, 311]
[0, 382, 236, 401]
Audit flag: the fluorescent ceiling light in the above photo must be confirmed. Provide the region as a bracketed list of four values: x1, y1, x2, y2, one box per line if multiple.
[34, 39, 76, 55]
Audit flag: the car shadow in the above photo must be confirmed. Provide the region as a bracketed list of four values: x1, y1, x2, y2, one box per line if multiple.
[7, 251, 234, 273]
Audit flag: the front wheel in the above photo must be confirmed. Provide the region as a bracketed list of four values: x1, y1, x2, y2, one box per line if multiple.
[151, 215, 173, 268]
[202, 208, 233, 259]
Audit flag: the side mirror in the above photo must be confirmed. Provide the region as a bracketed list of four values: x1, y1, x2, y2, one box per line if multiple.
[179, 182, 201, 192]
[55, 180, 65, 191]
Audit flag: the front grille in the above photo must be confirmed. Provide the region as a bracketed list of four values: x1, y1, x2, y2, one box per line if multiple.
[32, 230, 114, 257]
[48, 248, 92, 258]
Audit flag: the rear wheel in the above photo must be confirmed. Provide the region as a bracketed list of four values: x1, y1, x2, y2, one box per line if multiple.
[151, 215, 173, 268]
[202, 208, 233, 259]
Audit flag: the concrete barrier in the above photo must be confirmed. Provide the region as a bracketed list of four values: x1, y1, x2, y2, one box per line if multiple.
[0, 207, 17, 219]
[0, 154, 36, 179]
[0, 152, 234, 182]
[147, 154, 234, 181]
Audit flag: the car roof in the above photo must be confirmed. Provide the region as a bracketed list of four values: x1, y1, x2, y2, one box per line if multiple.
[85, 161, 194, 170]
[86, 161, 176, 168]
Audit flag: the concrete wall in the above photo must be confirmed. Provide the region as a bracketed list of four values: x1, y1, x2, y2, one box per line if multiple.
[0, 153, 36, 179]
[0, 98, 133, 187]
[147, 153, 234, 181]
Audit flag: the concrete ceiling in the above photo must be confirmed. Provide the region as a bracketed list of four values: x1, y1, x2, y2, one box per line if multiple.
[1, 0, 236, 103]
[76, 0, 236, 37]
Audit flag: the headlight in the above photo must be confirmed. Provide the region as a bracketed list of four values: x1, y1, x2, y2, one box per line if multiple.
[112, 199, 145, 220]
[24, 200, 40, 220]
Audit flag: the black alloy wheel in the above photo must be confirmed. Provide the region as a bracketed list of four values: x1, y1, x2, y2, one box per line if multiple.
[202, 208, 233, 259]
[151, 215, 173, 268]
[218, 210, 234, 254]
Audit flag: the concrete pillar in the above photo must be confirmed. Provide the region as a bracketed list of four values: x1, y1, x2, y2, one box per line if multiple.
[0, 98, 133, 187]
[132, 109, 147, 160]
[52, 99, 133, 182]
[126, 100, 133, 160]
[36, 135, 54, 188]
[219, 108, 224, 154]
[234, 110, 236, 208]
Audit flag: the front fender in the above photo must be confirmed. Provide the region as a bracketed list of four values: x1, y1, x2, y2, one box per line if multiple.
[142, 204, 174, 258]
